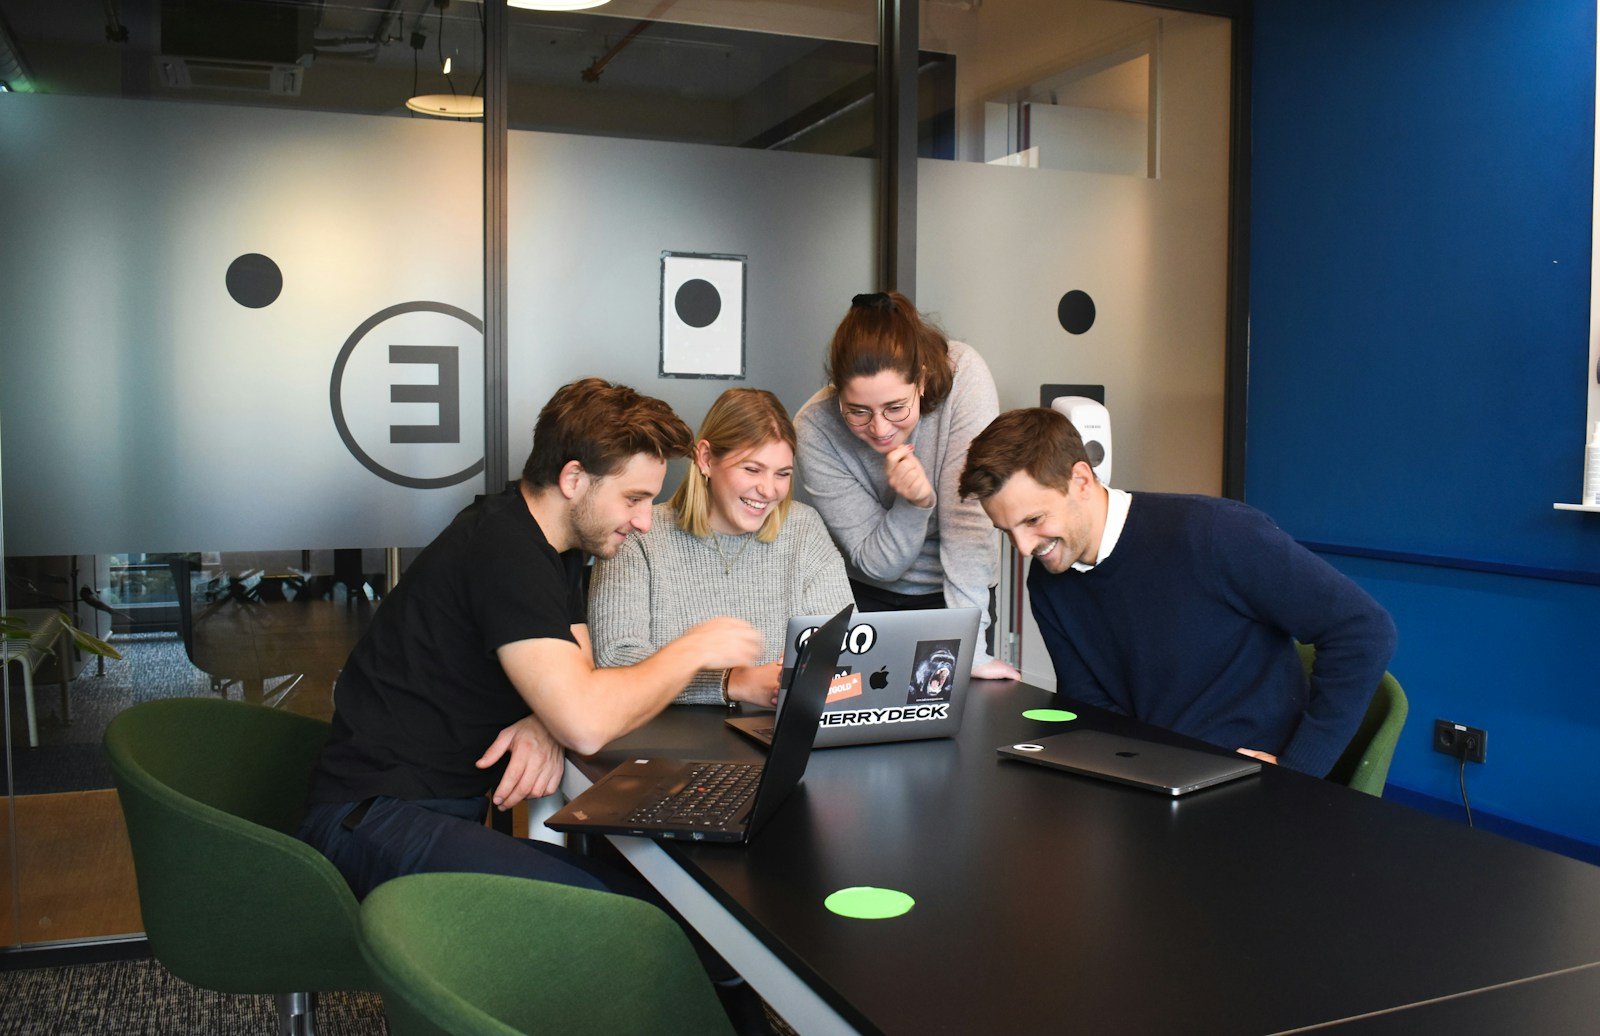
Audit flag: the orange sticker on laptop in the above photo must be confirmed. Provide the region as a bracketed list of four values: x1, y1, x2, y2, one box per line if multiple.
[826, 671, 863, 703]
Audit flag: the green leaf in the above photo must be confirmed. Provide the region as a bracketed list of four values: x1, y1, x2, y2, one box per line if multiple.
[67, 624, 123, 661]
[0, 611, 123, 659]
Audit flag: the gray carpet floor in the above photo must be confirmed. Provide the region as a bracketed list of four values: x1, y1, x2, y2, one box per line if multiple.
[6, 635, 218, 795]
[0, 957, 388, 1035]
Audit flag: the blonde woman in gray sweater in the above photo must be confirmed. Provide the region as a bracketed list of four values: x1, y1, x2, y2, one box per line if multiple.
[795, 292, 1021, 681]
[589, 388, 853, 707]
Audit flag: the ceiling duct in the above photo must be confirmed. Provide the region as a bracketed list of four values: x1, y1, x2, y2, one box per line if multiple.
[157, 56, 304, 95]
[157, 0, 315, 95]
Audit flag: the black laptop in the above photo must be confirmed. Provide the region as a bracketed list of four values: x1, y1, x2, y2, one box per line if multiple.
[544, 604, 853, 844]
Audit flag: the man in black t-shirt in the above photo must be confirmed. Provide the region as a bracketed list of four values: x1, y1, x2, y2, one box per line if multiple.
[298, 378, 762, 900]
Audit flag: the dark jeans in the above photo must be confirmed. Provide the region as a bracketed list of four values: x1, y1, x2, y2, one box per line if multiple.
[297, 795, 738, 983]
[298, 796, 626, 901]
[849, 578, 998, 655]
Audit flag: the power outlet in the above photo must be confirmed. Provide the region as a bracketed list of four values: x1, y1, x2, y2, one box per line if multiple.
[1433, 719, 1487, 763]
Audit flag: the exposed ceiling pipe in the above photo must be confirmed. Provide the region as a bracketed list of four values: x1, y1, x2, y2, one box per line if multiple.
[579, 0, 677, 84]
[0, 6, 35, 91]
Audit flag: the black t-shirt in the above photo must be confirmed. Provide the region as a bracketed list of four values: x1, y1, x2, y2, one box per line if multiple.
[307, 486, 586, 803]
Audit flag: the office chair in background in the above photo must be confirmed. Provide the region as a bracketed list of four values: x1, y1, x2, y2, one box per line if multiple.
[104, 697, 374, 1035]
[1297, 642, 1409, 796]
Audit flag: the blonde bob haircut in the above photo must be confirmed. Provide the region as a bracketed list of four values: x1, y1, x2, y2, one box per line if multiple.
[670, 388, 797, 544]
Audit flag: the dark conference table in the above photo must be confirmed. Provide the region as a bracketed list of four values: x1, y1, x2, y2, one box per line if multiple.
[558, 681, 1600, 1034]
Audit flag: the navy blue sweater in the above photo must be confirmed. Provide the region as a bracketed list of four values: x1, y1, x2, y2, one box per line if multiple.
[1028, 493, 1396, 776]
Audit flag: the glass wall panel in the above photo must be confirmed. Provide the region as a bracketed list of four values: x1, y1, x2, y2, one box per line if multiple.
[502, 5, 878, 869]
[505, 0, 881, 470]
[916, 0, 1233, 684]
[0, 0, 480, 949]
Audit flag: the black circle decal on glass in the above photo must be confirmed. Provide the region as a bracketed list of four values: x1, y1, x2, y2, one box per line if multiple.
[1057, 290, 1096, 335]
[226, 253, 283, 308]
[674, 279, 722, 328]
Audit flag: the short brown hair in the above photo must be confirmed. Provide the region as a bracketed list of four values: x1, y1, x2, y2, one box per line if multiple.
[521, 378, 692, 488]
[827, 291, 954, 413]
[670, 388, 796, 544]
[959, 408, 1090, 500]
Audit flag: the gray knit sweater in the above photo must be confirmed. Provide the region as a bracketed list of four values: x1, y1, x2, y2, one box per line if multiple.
[588, 502, 854, 705]
[794, 340, 1001, 665]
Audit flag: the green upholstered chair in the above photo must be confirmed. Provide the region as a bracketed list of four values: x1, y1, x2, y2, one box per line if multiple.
[1296, 643, 1409, 796]
[104, 697, 373, 1035]
[359, 872, 735, 1036]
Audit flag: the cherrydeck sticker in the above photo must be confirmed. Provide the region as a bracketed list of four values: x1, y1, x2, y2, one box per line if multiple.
[819, 703, 950, 727]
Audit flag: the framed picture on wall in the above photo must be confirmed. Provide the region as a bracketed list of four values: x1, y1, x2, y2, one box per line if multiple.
[660, 251, 746, 379]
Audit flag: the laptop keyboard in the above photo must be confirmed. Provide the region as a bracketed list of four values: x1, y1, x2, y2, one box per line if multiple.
[626, 762, 762, 827]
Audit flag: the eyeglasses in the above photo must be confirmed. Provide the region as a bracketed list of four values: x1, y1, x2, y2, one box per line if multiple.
[840, 400, 914, 428]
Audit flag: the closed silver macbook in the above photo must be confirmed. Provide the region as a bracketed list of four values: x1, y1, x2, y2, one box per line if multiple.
[997, 729, 1261, 796]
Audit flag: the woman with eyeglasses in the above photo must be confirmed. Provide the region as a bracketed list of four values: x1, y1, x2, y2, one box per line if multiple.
[795, 292, 1022, 680]
[589, 387, 853, 707]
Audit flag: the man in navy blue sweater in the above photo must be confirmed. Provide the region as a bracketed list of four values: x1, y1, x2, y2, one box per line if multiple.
[959, 408, 1396, 776]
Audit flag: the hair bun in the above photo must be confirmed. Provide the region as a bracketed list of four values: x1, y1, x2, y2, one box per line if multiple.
[851, 291, 892, 311]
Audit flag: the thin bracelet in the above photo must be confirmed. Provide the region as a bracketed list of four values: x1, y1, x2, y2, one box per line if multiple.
[719, 668, 735, 708]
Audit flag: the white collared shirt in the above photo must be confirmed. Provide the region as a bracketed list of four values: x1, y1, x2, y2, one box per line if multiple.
[1071, 487, 1132, 572]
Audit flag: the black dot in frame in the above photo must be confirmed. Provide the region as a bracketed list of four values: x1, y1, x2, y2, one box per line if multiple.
[1057, 290, 1095, 335]
[226, 253, 283, 308]
[674, 278, 722, 329]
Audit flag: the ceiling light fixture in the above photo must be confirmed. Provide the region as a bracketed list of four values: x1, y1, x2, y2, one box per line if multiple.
[405, 93, 484, 118]
[507, 1, 612, 11]
[405, 0, 483, 119]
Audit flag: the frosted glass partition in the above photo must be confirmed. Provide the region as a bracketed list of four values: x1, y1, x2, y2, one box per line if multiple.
[0, 92, 874, 556]
[506, 133, 875, 455]
[917, 10, 1232, 684]
[919, 13, 1230, 495]
[0, 94, 484, 555]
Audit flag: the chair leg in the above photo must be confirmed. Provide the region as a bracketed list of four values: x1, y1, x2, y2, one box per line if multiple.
[274, 992, 318, 1036]
[59, 659, 72, 725]
[22, 663, 37, 748]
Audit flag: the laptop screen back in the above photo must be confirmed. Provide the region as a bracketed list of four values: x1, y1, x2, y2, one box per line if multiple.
[745, 604, 852, 834]
[776, 608, 981, 746]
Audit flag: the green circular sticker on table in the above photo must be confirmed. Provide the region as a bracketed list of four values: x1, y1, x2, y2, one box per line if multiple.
[1022, 708, 1078, 722]
[824, 887, 915, 920]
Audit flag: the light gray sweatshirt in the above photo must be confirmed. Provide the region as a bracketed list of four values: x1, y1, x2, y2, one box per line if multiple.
[588, 502, 853, 705]
[794, 340, 1001, 665]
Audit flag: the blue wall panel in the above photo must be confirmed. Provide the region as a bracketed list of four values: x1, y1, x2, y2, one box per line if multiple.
[1250, 0, 1597, 573]
[1250, 0, 1600, 849]
[1326, 555, 1600, 846]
